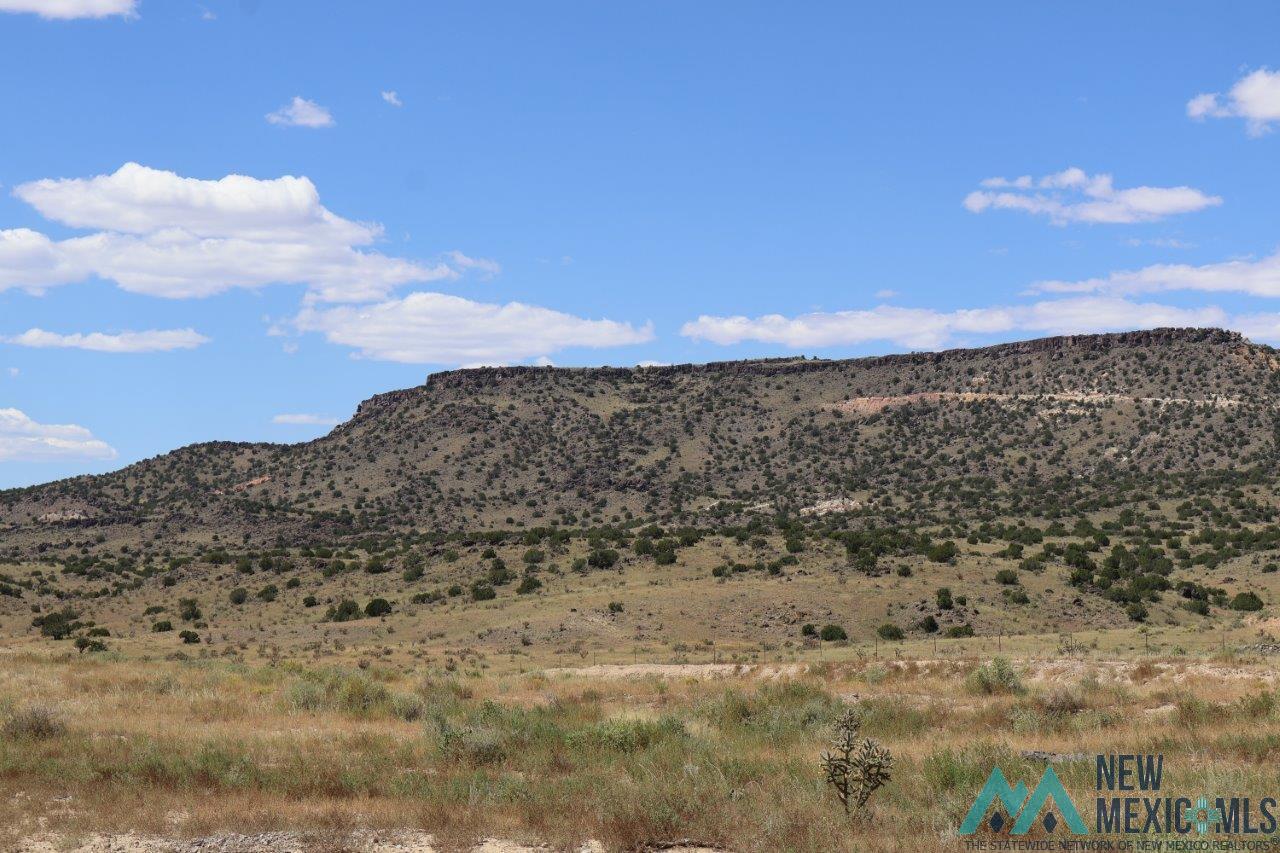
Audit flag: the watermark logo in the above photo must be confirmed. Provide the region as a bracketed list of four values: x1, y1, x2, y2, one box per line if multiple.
[959, 753, 1280, 845]
[959, 765, 1089, 835]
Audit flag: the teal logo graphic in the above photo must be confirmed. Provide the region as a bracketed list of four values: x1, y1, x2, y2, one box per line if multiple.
[960, 766, 1089, 835]
[1184, 796, 1221, 835]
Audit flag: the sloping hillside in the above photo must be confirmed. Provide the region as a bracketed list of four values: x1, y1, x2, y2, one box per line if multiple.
[2, 327, 1278, 561]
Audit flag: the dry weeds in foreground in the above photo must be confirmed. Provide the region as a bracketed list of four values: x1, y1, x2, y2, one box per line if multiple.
[3, 650, 1279, 851]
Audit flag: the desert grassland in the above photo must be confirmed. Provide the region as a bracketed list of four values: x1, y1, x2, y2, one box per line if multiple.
[3, 647, 1280, 851]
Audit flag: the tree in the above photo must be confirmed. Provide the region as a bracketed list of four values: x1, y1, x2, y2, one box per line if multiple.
[74, 637, 106, 654]
[365, 598, 392, 617]
[876, 623, 904, 641]
[1230, 591, 1264, 612]
[326, 599, 361, 622]
[820, 624, 847, 641]
[936, 588, 954, 610]
[32, 608, 81, 640]
[179, 630, 200, 644]
[229, 588, 248, 605]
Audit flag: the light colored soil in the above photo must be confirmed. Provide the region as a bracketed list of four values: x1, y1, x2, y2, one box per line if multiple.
[831, 391, 1250, 416]
[542, 663, 804, 680]
[13, 831, 637, 853]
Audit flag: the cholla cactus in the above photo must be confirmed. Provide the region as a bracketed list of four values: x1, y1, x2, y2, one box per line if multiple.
[820, 708, 893, 814]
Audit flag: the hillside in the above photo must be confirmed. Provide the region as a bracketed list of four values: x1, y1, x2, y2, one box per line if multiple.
[3, 327, 1277, 551]
[4, 327, 1280, 660]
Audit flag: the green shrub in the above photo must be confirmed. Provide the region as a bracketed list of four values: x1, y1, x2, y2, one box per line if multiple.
[876, 624, 904, 641]
[1231, 592, 1264, 612]
[152, 620, 173, 633]
[229, 587, 248, 605]
[32, 607, 82, 640]
[928, 541, 958, 563]
[325, 599, 361, 622]
[966, 657, 1023, 695]
[819, 624, 847, 641]
[365, 598, 393, 617]
[994, 569, 1019, 585]
[945, 624, 974, 638]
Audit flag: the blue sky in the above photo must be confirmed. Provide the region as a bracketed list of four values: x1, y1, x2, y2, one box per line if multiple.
[2, 1, 1280, 487]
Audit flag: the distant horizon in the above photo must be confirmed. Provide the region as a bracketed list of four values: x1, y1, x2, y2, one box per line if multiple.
[2, 324, 1252, 491]
[4, 2, 1280, 487]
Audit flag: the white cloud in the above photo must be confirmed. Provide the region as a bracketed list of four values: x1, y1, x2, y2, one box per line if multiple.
[1032, 250, 1280, 298]
[1124, 237, 1195, 249]
[874, 289, 898, 299]
[964, 167, 1221, 225]
[681, 297, 1229, 351]
[5, 368, 17, 377]
[4, 327, 209, 353]
[15, 161, 372, 243]
[1188, 69, 1280, 136]
[444, 250, 501, 278]
[266, 96, 334, 128]
[2, 163, 469, 302]
[272, 413, 340, 426]
[0, 408, 115, 462]
[0, 0, 136, 19]
[381, 90, 402, 107]
[294, 291, 654, 365]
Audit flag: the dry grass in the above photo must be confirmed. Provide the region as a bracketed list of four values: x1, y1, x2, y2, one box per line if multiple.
[4, 648, 1280, 851]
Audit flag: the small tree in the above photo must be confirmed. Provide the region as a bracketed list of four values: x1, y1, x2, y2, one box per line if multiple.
[820, 708, 893, 815]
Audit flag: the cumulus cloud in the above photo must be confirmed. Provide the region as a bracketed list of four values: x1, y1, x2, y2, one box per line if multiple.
[381, 90, 402, 107]
[0, 408, 115, 462]
[2, 163, 470, 302]
[3, 327, 209, 353]
[1188, 69, 1280, 136]
[0, 0, 136, 19]
[266, 96, 334, 128]
[272, 413, 341, 426]
[681, 297, 1231, 351]
[1032, 250, 1280, 298]
[963, 167, 1220, 225]
[294, 291, 654, 365]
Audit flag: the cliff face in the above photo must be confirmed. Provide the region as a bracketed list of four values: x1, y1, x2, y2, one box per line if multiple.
[2, 328, 1278, 557]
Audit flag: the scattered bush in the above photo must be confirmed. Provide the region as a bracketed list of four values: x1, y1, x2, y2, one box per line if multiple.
[876, 624, 904, 641]
[2, 705, 66, 741]
[1231, 592, 1264, 612]
[966, 657, 1023, 695]
[819, 624, 847, 642]
[365, 598, 393, 617]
